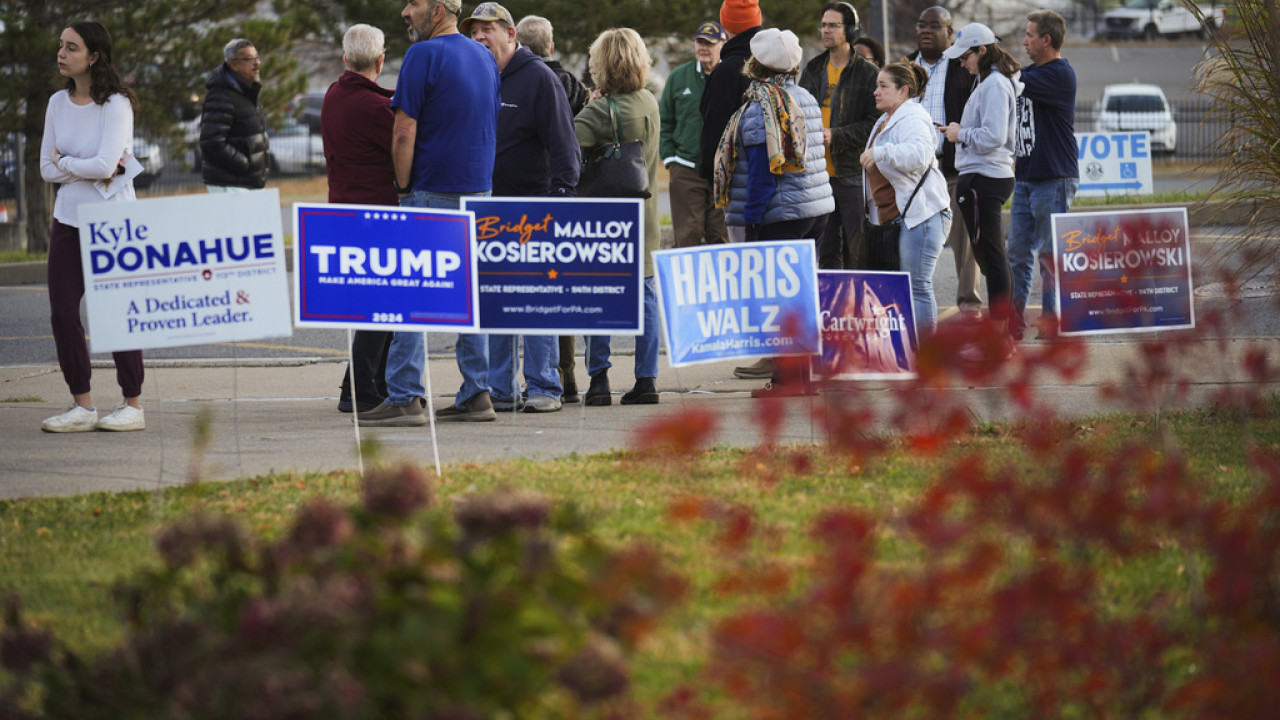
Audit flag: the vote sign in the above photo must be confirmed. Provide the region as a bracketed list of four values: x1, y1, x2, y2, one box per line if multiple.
[1076, 131, 1154, 197]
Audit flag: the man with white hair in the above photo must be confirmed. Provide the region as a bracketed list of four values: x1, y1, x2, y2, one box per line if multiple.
[462, 1, 579, 413]
[515, 14, 587, 115]
[322, 24, 396, 416]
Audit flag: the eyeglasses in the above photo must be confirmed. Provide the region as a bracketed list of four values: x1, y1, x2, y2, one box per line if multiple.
[819, 22, 845, 30]
[915, 22, 946, 31]
[234, 55, 261, 64]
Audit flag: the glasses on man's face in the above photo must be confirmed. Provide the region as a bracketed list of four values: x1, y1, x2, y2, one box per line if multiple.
[819, 22, 845, 31]
[915, 21, 946, 31]
[235, 56, 261, 64]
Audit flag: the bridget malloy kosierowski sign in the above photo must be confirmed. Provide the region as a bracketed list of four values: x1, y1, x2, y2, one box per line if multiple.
[78, 190, 292, 353]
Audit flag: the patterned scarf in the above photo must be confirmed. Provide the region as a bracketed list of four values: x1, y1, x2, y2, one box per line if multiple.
[713, 76, 808, 209]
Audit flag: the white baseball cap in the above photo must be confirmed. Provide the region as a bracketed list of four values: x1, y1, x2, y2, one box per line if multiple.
[943, 23, 997, 59]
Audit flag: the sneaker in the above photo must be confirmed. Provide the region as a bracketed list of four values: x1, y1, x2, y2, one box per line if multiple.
[358, 398, 428, 427]
[620, 377, 659, 405]
[436, 391, 497, 422]
[734, 358, 774, 379]
[41, 405, 98, 433]
[523, 394, 562, 413]
[96, 403, 146, 432]
[492, 396, 525, 412]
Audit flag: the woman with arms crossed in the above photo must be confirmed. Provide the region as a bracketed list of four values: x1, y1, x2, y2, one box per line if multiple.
[39, 20, 146, 432]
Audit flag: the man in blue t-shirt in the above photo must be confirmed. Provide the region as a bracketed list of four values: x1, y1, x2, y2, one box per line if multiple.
[1007, 9, 1079, 341]
[357, 0, 501, 426]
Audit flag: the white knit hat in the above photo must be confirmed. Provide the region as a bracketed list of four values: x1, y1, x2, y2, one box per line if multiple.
[750, 28, 802, 73]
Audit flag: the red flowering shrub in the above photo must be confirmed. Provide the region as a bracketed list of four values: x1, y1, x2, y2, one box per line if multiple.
[0, 471, 686, 719]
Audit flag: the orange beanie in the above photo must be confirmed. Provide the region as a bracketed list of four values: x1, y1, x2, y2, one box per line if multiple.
[720, 0, 762, 34]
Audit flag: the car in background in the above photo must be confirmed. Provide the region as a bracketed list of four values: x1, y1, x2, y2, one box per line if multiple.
[132, 136, 165, 189]
[1095, 83, 1177, 154]
[267, 118, 325, 175]
[295, 92, 325, 133]
[1098, 0, 1226, 40]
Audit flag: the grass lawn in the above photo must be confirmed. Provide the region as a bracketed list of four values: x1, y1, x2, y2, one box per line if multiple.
[3, 399, 1277, 714]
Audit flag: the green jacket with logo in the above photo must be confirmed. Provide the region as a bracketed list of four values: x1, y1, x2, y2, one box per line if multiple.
[658, 60, 710, 172]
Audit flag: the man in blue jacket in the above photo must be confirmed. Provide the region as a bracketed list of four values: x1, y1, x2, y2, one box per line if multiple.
[464, 2, 580, 413]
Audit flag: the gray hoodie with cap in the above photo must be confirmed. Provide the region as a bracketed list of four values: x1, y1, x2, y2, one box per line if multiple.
[954, 69, 1024, 179]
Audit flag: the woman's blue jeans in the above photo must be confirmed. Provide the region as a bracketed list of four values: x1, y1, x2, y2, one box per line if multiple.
[898, 210, 951, 340]
[586, 278, 660, 379]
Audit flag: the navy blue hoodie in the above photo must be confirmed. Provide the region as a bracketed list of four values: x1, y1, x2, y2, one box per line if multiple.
[494, 46, 580, 196]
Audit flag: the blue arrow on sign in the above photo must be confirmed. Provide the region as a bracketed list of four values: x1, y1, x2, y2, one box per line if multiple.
[1079, 181, 1144, 192]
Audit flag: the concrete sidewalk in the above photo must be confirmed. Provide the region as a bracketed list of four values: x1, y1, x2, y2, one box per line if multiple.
[4, 336, 1278, 499]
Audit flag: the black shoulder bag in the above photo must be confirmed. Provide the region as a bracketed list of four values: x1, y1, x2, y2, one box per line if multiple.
[577, 96, 651, 199]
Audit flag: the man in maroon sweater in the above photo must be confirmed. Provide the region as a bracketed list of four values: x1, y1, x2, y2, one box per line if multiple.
[322, 23, 398, 414]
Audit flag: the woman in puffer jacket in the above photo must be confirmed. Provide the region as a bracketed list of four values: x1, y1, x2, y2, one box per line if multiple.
[714, 28, 834, 244]
[713, 28, 834, 396]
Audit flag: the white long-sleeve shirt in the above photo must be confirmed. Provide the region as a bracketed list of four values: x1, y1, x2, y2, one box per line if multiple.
[40, 90, 136, 227]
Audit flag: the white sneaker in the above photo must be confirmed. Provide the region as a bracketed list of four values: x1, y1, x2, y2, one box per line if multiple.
[41, 405, 99, 433]
[96, 403, 146, 432]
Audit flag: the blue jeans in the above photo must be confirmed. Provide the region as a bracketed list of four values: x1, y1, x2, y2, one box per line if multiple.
[389, 189, 491, 406]
[586, 278, 660, 379]
[898, 210, 951, 340]
[1006, 178, 1079, 335]
[488, 334, 562, 402]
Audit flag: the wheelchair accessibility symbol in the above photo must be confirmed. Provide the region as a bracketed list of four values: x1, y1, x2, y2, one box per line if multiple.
[1120, 162, 1137, 179]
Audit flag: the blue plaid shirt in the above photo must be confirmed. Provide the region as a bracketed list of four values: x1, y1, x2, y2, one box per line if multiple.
[914, 52, 948, 156]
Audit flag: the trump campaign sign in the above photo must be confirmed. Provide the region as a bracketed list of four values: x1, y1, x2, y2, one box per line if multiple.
[1052, 207, 1194, 335]
[293, 203, 479, 332]
[653, 240, 821, 367]
[78, 190, 291, 353]
[461, 197, 644, 334]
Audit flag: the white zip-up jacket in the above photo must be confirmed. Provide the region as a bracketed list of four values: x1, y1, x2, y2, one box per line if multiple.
[863, 101, 949, 229]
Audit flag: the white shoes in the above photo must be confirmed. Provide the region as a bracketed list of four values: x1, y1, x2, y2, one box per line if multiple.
[96, 403, 146, 432]
[41, 405, 99, 433]
[40, 403, 145, 433]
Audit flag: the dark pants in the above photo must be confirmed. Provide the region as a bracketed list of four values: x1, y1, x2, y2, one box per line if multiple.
[815, 176, 865, 269]
[758, 215, 825, 386]
[48, 219, 144, 398]
[339, 330, 391, 404]
[956, 174, 1016, 321]
[759, 215, 827, 243]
